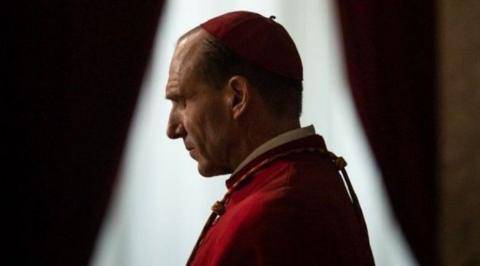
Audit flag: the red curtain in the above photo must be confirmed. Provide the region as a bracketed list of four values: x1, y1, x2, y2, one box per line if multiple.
[335, 1, 437, 265]
[11, 1, 164, 265]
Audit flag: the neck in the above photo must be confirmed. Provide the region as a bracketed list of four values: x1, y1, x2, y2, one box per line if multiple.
[229, 117, 300, 171]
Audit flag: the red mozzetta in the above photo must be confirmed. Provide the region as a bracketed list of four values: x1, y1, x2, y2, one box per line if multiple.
[189, 135, 374, 265]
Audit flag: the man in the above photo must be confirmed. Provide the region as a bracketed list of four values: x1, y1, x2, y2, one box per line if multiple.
[166, 11, 374, 266]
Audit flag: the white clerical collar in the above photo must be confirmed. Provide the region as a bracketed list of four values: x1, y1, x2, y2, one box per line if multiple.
[232, 125, 316, 175]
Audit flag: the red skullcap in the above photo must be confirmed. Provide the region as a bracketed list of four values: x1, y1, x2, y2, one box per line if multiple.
[200, 11, 303, 81]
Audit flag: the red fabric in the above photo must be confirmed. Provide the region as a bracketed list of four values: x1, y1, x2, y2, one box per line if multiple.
[190, 135, 374, 265]
[201, 11, 303, 80]
[335, 1, 437, 265]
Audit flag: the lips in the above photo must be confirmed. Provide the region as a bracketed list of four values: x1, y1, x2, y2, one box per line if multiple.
[184, 140, 194, 150]
[188, 148, 197, 159]
[184, 143, 196, 159]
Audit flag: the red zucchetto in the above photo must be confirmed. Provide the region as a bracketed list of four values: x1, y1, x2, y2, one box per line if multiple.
[200, 11, 303, 81]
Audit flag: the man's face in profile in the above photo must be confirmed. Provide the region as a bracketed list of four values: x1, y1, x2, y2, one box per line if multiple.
[165, 30, 233, 177]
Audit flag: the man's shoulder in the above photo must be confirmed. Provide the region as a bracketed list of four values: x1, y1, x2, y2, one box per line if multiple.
[243, 153, 353, 215]
[240, 153, 339, 205]
[255, 150, 339, 188]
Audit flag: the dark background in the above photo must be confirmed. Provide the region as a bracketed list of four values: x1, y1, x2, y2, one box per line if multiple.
[9, 1, 164, 265]
[7, 0, 456, 265]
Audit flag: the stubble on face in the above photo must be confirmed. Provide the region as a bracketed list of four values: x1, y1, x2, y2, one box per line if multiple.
[166, 29, 234, 177]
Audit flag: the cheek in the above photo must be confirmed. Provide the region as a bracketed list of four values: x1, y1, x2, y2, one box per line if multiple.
[206, 102, 230, 132]
[184, 108, 215, 145]
[208, 110, 233, 161]
[195, 115, 220, 148]
[185, 94, 230, 144]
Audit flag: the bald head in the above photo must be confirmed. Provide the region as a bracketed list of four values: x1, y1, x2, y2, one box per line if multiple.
[170, 28, 207, 79]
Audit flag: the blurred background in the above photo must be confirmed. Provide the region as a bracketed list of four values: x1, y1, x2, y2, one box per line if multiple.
[9, 0, 479, 265]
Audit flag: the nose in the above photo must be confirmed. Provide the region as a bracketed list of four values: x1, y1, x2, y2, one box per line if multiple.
[167, 112, 186, 139]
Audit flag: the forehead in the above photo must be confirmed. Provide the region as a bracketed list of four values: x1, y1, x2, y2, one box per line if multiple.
[166, 29, 207, 99]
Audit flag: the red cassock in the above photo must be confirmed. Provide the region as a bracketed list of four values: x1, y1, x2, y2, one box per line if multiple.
[189, 135, 375, 265]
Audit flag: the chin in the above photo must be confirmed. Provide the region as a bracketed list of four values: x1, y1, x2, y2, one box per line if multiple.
[197, 163, 230, 177]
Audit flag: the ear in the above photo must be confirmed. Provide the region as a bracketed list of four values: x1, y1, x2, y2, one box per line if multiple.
[226, 75, 250, 120]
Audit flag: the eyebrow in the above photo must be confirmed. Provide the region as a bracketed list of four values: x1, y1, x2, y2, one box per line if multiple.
[165, 83, 180, 100]
[166, 86, 198, 101]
